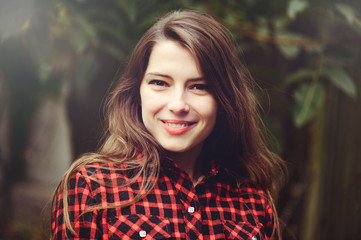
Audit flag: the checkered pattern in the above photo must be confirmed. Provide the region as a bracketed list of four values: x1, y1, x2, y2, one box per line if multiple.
[52, 158, 276, 239]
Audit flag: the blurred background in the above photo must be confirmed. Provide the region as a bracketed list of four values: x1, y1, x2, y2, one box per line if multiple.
[0, 0, 360, 239]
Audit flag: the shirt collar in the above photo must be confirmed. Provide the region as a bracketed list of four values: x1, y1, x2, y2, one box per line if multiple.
[160, 157, 237, 187]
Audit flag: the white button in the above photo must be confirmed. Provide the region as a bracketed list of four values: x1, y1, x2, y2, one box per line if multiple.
[139, 230, 147, 237]
[188, 206, 195, 213]
[252, 236, 257, 240]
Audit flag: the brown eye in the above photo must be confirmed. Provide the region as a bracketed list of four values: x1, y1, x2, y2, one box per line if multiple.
[149, 80, 168, 87]
[190, 84, 208, 91]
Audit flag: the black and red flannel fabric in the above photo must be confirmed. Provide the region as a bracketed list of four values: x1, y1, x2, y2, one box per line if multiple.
[52, 158, 276, 240]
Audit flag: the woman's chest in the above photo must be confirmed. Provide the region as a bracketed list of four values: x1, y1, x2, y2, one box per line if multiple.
[101, 183, 267, 240]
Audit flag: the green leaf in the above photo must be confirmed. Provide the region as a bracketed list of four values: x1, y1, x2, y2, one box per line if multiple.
[68, 14, 98, 53]
[273, 17, 288, 30]
[287, 0, 309, 19]
[335, 3, 361, 28]
[255, 25, 269, 36]
[284, 69, 314, 85]
[322, 64, 357, 99]
[275, 31, 303, 58]
[293, 82, 325, 127]
[278, 45, 300, 59]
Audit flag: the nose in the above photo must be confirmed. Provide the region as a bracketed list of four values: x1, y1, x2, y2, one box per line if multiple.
[167, 91, 190, 114]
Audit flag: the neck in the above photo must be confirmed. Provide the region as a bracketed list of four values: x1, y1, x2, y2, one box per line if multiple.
[167, 144, 204, 183]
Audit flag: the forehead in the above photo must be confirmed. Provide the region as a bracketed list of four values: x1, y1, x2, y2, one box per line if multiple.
[145, 40, 203, 78]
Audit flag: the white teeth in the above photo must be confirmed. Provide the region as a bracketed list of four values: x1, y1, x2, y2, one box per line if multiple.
[166, 123, 187, 128]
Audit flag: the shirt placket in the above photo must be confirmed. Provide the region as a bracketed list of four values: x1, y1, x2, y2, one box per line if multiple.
[177, 184, 203, 240]
[163, 158, 220, 240]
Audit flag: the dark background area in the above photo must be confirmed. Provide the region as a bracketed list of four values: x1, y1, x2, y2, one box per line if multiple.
[0, 0, 360, 239]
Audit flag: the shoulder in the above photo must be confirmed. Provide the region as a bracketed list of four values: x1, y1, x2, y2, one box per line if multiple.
[237, 179, 274, 220]
[237, 179, 271, 208]
[217, 169, 273, 216]
[221, 168, 268, 201]
[238, 180, 268, 199]
[68, 160, 143, 203]
[76, 161, 123, 177]
[240, 180, 277, 230]
[72, 161, 130, 189]
[214, 171, 277, 238]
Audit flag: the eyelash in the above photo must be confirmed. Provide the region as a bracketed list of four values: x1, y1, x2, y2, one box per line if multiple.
[190, 84, 208, 91]
[148, 80, 208, 91]
[149, 80, 168, 87]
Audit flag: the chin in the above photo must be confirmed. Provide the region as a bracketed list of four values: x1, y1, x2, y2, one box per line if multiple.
[162, 141, 203, 155]
[163, 146, 189, 153]
[161, 142, 192, 153]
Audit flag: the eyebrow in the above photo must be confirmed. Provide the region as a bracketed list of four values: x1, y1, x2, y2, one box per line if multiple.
[145, 72, 205, 81]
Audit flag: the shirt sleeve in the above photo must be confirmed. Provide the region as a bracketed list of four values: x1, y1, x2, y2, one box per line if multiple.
[52, 171, 102, 240]
[238, 180, 278, 240]
[263, 201, 277, 240]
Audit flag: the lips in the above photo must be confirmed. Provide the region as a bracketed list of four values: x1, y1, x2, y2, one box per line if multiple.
[161, 120, 196, 135]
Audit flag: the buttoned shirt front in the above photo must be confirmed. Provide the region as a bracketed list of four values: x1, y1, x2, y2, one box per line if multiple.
[52, 158, 276, 239]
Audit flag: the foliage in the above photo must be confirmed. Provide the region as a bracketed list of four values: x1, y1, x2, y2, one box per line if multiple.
[0, 0, 359, 190]
[0, 0, 97, 97]
[197, 0, 360, 127]
[1, 0, 359, 128]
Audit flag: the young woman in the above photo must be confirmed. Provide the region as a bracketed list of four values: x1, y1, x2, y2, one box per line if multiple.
[52, 9, 285, 240]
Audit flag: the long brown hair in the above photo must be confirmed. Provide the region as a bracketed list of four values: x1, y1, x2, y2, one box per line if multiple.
[53, 9, 285, 237]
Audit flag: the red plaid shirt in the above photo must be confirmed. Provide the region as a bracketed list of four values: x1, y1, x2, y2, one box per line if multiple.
[52, 158, 276, 239]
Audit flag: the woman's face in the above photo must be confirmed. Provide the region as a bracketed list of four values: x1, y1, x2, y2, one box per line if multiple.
[140, 40, 218, 154]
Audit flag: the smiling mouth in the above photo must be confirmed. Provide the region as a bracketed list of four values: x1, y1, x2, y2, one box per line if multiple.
[164, 122, 191, 128]
[161, 120, 196, 135]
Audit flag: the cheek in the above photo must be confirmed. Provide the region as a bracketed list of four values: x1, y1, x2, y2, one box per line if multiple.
[197, 98, 218, 125]
[204, 98, 218, 116]
[140, 93, 161, 121]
